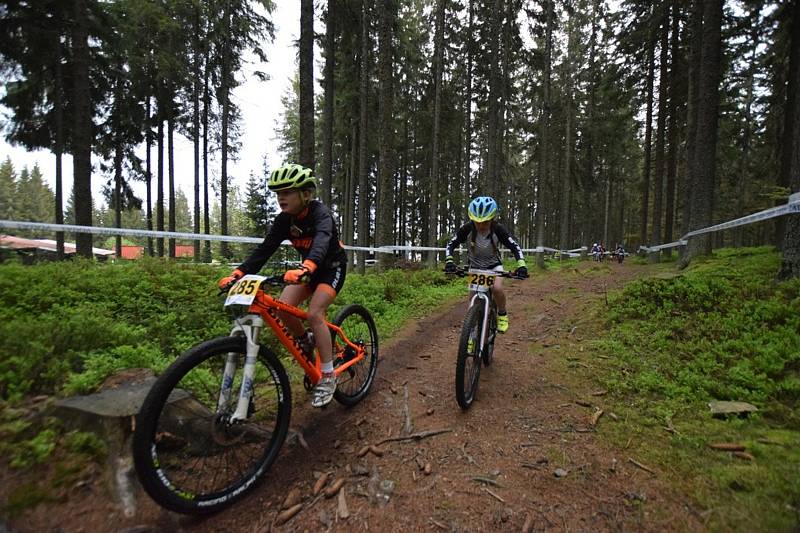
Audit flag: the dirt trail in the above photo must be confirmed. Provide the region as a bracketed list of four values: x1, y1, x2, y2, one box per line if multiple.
[6, 261, 701, 532]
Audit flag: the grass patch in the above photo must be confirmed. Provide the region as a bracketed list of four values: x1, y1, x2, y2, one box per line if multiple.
[583, 246, 800, 531]
[4, 482, 56, 518]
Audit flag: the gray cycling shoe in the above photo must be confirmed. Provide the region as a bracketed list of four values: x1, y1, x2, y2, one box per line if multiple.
[311, 373, 337, 408]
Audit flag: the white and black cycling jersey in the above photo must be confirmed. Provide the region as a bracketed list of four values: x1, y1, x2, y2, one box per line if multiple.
[445, 221, 524, 270]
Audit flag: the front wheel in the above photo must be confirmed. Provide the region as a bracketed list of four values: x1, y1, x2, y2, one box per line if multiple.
[455, 304, 484, 409]
[332, 304, 379, 406]
[132, 336, 292, 514]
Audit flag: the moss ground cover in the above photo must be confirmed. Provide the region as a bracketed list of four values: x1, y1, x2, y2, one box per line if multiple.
[583, 247, 800, 531]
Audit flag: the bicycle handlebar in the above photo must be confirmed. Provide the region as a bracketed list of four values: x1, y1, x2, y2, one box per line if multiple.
[445, 265, 526, 280]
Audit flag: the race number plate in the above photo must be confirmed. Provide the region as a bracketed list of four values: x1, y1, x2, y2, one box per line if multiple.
[467, 269, 496, 292]
[224, 275, 266, 307]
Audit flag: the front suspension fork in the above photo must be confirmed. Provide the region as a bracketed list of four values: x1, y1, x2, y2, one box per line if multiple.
[468, 292, 492, 350]
[220, 314, 263, 423]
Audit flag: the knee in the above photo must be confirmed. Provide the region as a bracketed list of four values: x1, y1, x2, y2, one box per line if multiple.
[307, 308, 325, 325]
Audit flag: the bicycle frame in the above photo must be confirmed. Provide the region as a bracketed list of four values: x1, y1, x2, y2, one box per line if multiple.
[222, 287, 366, 423]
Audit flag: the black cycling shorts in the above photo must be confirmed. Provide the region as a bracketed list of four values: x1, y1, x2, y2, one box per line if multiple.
[309, 260, 347, 296]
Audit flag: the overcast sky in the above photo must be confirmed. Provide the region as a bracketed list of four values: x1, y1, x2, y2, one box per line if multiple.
[0, 1, 307, 210]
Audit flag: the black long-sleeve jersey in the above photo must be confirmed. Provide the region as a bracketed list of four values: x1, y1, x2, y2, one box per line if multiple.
[444, 221, 524, 270]
[237, 200, 346, 274]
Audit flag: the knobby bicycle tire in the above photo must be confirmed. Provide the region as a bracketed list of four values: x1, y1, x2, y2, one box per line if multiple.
[331, 304, 379, 406]
[455, 304, 483, 409]
[132, 336, 291, 514]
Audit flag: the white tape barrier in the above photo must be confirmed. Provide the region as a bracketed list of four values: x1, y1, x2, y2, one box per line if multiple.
[0, 219, 586, 258]
[638, 192, 800, 253]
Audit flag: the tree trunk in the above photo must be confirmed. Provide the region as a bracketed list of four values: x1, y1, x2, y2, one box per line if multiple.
[735, 7, 759, 248]
[485, 0, 503, 193]
[462, 0, 474, 215]
[321, 0, 336, 206]
[220, 1, 232, 259]
[193, 8, 201, 261]
[778, 0, 800, 280]
[299, 0, 315, 170]
[497, 0, 512, 218]
[683, 0, 723, 265]
[400, 117, 409, 247]
[427, 0, 445, 266]
[114, 142, 123, 257]
[561, 1, 577, 254]
[357, 0, 371, 273]
[346, 121, 357, 266]
[640, 6, 656, 248]
[145, 96, 153, 257]
[583, 0, 599, 248]
[71, 0, 93, 258]
[202, 45, 211, 263]
[603, 166, 610, 246]
[157, 115, 165, 257]
[168, 114, 176, 258]
[54, 41, 64, 259]
[376, 0, 395, 269]
[536, 0, 553, 269]
[682, 0, 703, 242]
[650, 2, 670, 263]
[664, 0, 680, 258]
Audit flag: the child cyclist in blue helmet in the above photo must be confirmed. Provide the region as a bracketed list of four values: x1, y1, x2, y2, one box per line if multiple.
[444, 196, 528, 333]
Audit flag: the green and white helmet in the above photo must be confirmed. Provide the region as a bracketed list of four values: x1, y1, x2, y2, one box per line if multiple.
[267, 163, 317, 191]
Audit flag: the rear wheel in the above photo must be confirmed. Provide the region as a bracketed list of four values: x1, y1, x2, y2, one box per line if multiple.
[132, 336, 291, 514]
[455, 304, 483, 409]
[331, 304, 379, 406]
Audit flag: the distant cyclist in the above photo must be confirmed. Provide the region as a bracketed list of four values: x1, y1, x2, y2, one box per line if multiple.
[614, 243, 626, 263]
[444, 196, 527, 333]
[590, 243, 597, 261]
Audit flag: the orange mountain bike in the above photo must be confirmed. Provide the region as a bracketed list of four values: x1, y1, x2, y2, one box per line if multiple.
[131, 274, 378, 514]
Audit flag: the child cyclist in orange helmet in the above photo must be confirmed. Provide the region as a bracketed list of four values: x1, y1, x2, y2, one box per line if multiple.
[444, 196, 528, 333]
[218, 163, 346, 408]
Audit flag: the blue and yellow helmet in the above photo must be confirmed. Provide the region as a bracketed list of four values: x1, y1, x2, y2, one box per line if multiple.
[468, 196, 498, 222]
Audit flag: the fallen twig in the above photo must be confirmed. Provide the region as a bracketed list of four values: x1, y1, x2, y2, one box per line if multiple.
[376, 428, 452, 446]
[429, 518, 448, 530]
[590, 409, 604, 427]
[482, 487, 506, 503]
[402, 384, 414, 436]
[628, 457, 657, 476]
